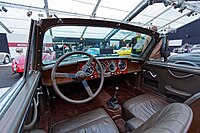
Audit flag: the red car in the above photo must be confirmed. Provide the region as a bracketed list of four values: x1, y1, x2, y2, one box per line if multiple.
[12, 49, 55, 74]
[12, 54, 25, 74]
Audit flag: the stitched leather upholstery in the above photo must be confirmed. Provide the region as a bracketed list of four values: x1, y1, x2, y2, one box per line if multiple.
[123, 94, 169, 121]
[50, 108, 119, 133]
[131, 103, 193, 133]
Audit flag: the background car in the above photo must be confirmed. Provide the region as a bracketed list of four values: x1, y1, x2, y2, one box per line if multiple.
[85, 48, 100, 56]
[114, 47, 132, 56]
[0, 52, 10, 64]
[168, 50, 200, 66]
[12, 53, 25, 74]
[12, 48, 55, 74]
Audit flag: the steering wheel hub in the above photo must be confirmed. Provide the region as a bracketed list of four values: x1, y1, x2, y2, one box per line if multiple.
[76, 71, 86, 81]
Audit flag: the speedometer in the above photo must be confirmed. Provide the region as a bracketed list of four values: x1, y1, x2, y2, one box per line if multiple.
[96, 62, 106, 74]
[118, 60, 127, 71]
[108, 61, 117, 72]
[82, 64, 94, 76]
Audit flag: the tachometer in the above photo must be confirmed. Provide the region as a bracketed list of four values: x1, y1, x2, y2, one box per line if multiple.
[82, 64, 94, 76]
[108, 61, 117, 72]
[96, 62, 106, 74]
[118, 60, 127, 71]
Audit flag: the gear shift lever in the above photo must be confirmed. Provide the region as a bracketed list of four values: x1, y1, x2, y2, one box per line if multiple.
[108, 87, 120, 110]
[114, 87, 119, 99]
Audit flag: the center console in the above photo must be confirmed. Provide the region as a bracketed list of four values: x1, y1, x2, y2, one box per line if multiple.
[106, 87, 122, 120]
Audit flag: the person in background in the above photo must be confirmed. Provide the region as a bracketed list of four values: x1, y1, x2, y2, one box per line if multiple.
[131, 32, 146, 54]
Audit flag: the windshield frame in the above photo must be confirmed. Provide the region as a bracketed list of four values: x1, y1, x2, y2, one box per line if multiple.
[36, 18, 160, 66]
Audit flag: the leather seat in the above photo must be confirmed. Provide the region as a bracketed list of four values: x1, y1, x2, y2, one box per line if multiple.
[50, 108, 119, 133]
[50, 103, 192, 133]
[132, 103, 193, 133]
[123, 94, 169, 121]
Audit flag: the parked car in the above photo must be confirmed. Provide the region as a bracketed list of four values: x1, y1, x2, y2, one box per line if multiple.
[0, 18, 198, 133]
[0, 52, 10, 64]
[191, 44, 200, 51]
[168, 50, 200, 66]
[85, 48, 100, 56]
[12, 48, 55, 74]
[114, 47, 132, 56]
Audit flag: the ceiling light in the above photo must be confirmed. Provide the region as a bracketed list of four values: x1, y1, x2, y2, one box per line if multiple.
[187, 11, 194, 17]
[2, 6, 7, 12]
[178, 7, 186, 13]
[38, 13, 44, 17]
[174, 3, 182, 9]
[163, 1, 171, 7]
[54, 14, 58, 18]
[27, 10, 32, 17]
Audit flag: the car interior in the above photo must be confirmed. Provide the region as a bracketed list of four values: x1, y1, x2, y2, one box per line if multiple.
[1, 19, 200, 133]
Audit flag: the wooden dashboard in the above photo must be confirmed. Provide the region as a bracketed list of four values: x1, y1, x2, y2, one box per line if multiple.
[42, 58, 142, 86]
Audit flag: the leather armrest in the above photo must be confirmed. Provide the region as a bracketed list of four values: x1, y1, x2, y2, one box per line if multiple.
[125, 117, 144, 132]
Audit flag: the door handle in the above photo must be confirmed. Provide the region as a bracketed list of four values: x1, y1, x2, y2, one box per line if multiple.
[147, 70, 157, 78]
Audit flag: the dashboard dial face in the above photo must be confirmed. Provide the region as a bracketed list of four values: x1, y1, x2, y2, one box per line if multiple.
[82, 64, 94, 76]
[108, 61, 117, 72]
[96, 62, 106, 74]
[118, 60, 127, 71]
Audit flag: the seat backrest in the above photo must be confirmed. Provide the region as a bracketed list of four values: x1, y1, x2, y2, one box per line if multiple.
[184, 92, 200, 133]
[132, 103, 193, 133]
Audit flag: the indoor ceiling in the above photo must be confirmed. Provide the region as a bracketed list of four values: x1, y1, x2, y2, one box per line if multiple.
[0, 0, 200, 35]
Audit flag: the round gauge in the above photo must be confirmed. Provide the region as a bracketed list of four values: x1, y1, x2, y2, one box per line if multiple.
[108, 61, 117, 72]
[96, 62, 106, 74]
[82, 64, 94, 76]
[118, 60, 127, 71]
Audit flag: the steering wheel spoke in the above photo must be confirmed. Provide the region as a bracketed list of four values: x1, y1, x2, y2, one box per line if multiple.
[86, 56, 93, 65]
[55, 72, 76, 79]
[82, 80, 94, 98]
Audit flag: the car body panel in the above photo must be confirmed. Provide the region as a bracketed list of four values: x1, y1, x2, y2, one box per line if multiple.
[168, 52, 200, 66]
[114, 47, 132, 56]
[0, 52, 10, 64]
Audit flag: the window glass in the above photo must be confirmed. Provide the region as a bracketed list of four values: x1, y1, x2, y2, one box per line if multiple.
[167, 43, 200, 67]
[42, 25, 151, 65]
[148, 37, 200, 68]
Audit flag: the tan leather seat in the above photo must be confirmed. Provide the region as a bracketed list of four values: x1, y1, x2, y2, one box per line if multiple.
[123, 94, 169, 121]
[50, 108, 119, 133]
[132, 103, 193, 133]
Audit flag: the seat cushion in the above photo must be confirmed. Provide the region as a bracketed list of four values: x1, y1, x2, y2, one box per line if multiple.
[50, 108, 119, 133]
[132, 103, 193, 133]
[123, 94, 169, 121]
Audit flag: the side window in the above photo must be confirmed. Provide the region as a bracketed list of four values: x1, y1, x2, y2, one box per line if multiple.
[167, 42, 199, 67]
[148, 36, 200, 68]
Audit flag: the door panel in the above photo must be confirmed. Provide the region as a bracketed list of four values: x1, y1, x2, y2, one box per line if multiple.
[141, 61, 200, 102]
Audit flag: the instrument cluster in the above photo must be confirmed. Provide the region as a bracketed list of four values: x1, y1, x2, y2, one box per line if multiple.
[80, 59, 128, 79]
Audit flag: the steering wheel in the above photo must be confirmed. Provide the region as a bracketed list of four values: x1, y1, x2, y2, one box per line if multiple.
[51, 51, 104, 104]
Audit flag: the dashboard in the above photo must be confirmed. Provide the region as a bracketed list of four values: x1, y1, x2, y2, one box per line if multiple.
[42, 58, 142, 86]
[80, 59, 128, 79]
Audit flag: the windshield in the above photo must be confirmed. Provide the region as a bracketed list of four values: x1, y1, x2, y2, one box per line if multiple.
[43, 25, 151, 64]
